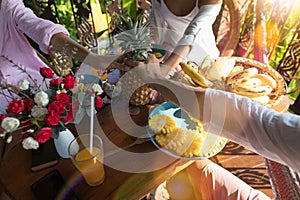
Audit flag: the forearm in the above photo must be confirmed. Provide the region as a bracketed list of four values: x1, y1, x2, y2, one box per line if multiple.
[204, 89, 300, 172]
[149, 78, 205, 121]
[50, 33, 119, 70]
[50, 33, 90, 63]
[164, 45, 190, 70]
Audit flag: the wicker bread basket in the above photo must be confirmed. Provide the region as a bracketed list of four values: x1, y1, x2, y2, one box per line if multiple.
[182, 56, 289, 112]
[224, 57, 288, 111]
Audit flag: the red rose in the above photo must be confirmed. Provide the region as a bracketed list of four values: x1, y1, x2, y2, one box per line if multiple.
[34, 127, 53, 143]
[6, 99, 25, 114]
[50, 78, 63, 87]
[63, 75, 76, 90]
[95, 96, 104, 109]
[45, 112, 60, 126]
[22, 98, 34, 112]
[61, 107, 74, 123]
[47, 101, 65, 114]
[40, 67, 54, 78]
[0, 114, 8, 124]
[53, 93, 70, 105]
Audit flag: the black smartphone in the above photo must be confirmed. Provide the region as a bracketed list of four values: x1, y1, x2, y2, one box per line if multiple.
[31, 170, 80, 200]
[31, 139, 59, 172]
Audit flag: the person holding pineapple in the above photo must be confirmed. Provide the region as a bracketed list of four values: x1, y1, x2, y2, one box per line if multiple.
[150, 0, 222, 72]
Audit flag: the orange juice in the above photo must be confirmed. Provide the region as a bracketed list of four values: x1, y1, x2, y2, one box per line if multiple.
[74, 147, 105, 186]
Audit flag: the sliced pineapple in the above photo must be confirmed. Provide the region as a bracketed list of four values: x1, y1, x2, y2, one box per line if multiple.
[148, 114, 177, 134]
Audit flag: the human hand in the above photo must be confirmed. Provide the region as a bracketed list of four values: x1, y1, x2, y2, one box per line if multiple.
[129, 53, 171, 82]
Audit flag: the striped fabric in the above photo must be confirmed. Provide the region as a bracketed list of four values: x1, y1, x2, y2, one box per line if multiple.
[265, 159, 300, 200]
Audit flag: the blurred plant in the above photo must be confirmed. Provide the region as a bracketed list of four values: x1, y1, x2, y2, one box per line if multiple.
[236, 0, 300, 100]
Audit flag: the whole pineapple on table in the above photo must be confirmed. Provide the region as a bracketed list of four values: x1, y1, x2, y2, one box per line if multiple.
[109, 12, 153, 106]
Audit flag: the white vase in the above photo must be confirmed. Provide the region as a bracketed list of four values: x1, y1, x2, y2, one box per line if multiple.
[54, 128, 75, 158]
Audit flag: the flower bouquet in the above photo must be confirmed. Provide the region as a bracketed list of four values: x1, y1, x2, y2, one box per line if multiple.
[0, 66, 104, 150]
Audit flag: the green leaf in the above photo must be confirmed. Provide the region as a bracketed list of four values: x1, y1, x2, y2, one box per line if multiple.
[45, 88, 57, 99]
[96, 29, 108, 38]
[50, 123, 66, 139]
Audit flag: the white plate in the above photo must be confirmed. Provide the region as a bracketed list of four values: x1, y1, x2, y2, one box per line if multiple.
[147, 102, 227, 160]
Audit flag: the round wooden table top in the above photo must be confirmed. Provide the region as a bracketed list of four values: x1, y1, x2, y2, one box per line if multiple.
[0, 105, 193, 200]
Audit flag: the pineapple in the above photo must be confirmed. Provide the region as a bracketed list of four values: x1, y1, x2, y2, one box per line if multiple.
[112, 12, 153, 106]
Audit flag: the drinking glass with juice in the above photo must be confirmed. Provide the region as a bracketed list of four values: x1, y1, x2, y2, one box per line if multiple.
[68, 134, 105, 186]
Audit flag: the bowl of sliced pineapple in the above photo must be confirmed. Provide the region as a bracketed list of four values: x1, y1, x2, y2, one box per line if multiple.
[147, 101, 227, 160]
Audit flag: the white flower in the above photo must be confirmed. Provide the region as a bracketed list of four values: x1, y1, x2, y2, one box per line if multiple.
[22, 137, 39, 150]
[1, 117, 20, 132]
[17, 79, 30, 90]
[26, 129, 35, 133]
[92, 83, 103, 95]
[31, 105, 48, 118]
[6, 135, 12, 143]
[34, 91, 49, 106]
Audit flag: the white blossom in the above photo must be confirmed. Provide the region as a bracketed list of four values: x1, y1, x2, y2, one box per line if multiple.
[17, 79, 30, 90]
[22, 137, 39, 150]
[92, 83, 103, 95]
[6, 135, 12, 143]
[31, 105, 48, 118]
[26, 129, 35, 133]
[34, 91, 49, 106]
[1, 117, 20, 132]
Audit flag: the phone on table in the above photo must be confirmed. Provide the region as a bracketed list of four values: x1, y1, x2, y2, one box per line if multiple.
[31, 170, 80, 200]
[31, 139, 59, 172]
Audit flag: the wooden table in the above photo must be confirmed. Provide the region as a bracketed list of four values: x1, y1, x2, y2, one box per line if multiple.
[0, 105, 193, 200]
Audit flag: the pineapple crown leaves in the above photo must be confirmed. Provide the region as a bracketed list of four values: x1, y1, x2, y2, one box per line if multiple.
[114, 13, 152, 61]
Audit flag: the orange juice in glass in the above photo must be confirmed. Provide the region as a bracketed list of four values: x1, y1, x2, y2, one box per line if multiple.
[68, 134, 105, 186]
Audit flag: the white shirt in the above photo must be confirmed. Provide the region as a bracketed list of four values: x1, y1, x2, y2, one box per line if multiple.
[204, 89, 300, 172]
[150, 0, 221, 64]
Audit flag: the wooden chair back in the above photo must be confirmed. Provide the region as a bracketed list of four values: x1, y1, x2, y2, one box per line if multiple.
[213, 0, 240, 57]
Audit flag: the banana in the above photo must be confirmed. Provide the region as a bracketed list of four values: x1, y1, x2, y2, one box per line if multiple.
[238, 78, 262, 87]
[227, 67, 259, 85]
[231, 65, 244, 73]
[226, 66, 244, 79]
[180, 62, 212, 88]
[181, 76, 196, 87]
[239, 85, 272, 94]
[230, 85, 272, 98]
[252, 74, 277, 90]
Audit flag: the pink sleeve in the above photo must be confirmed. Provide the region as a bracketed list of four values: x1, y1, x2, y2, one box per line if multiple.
[10, 0, 69, 53]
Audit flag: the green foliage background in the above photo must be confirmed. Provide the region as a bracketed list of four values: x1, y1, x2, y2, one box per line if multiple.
[24, 0, 299, 100]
